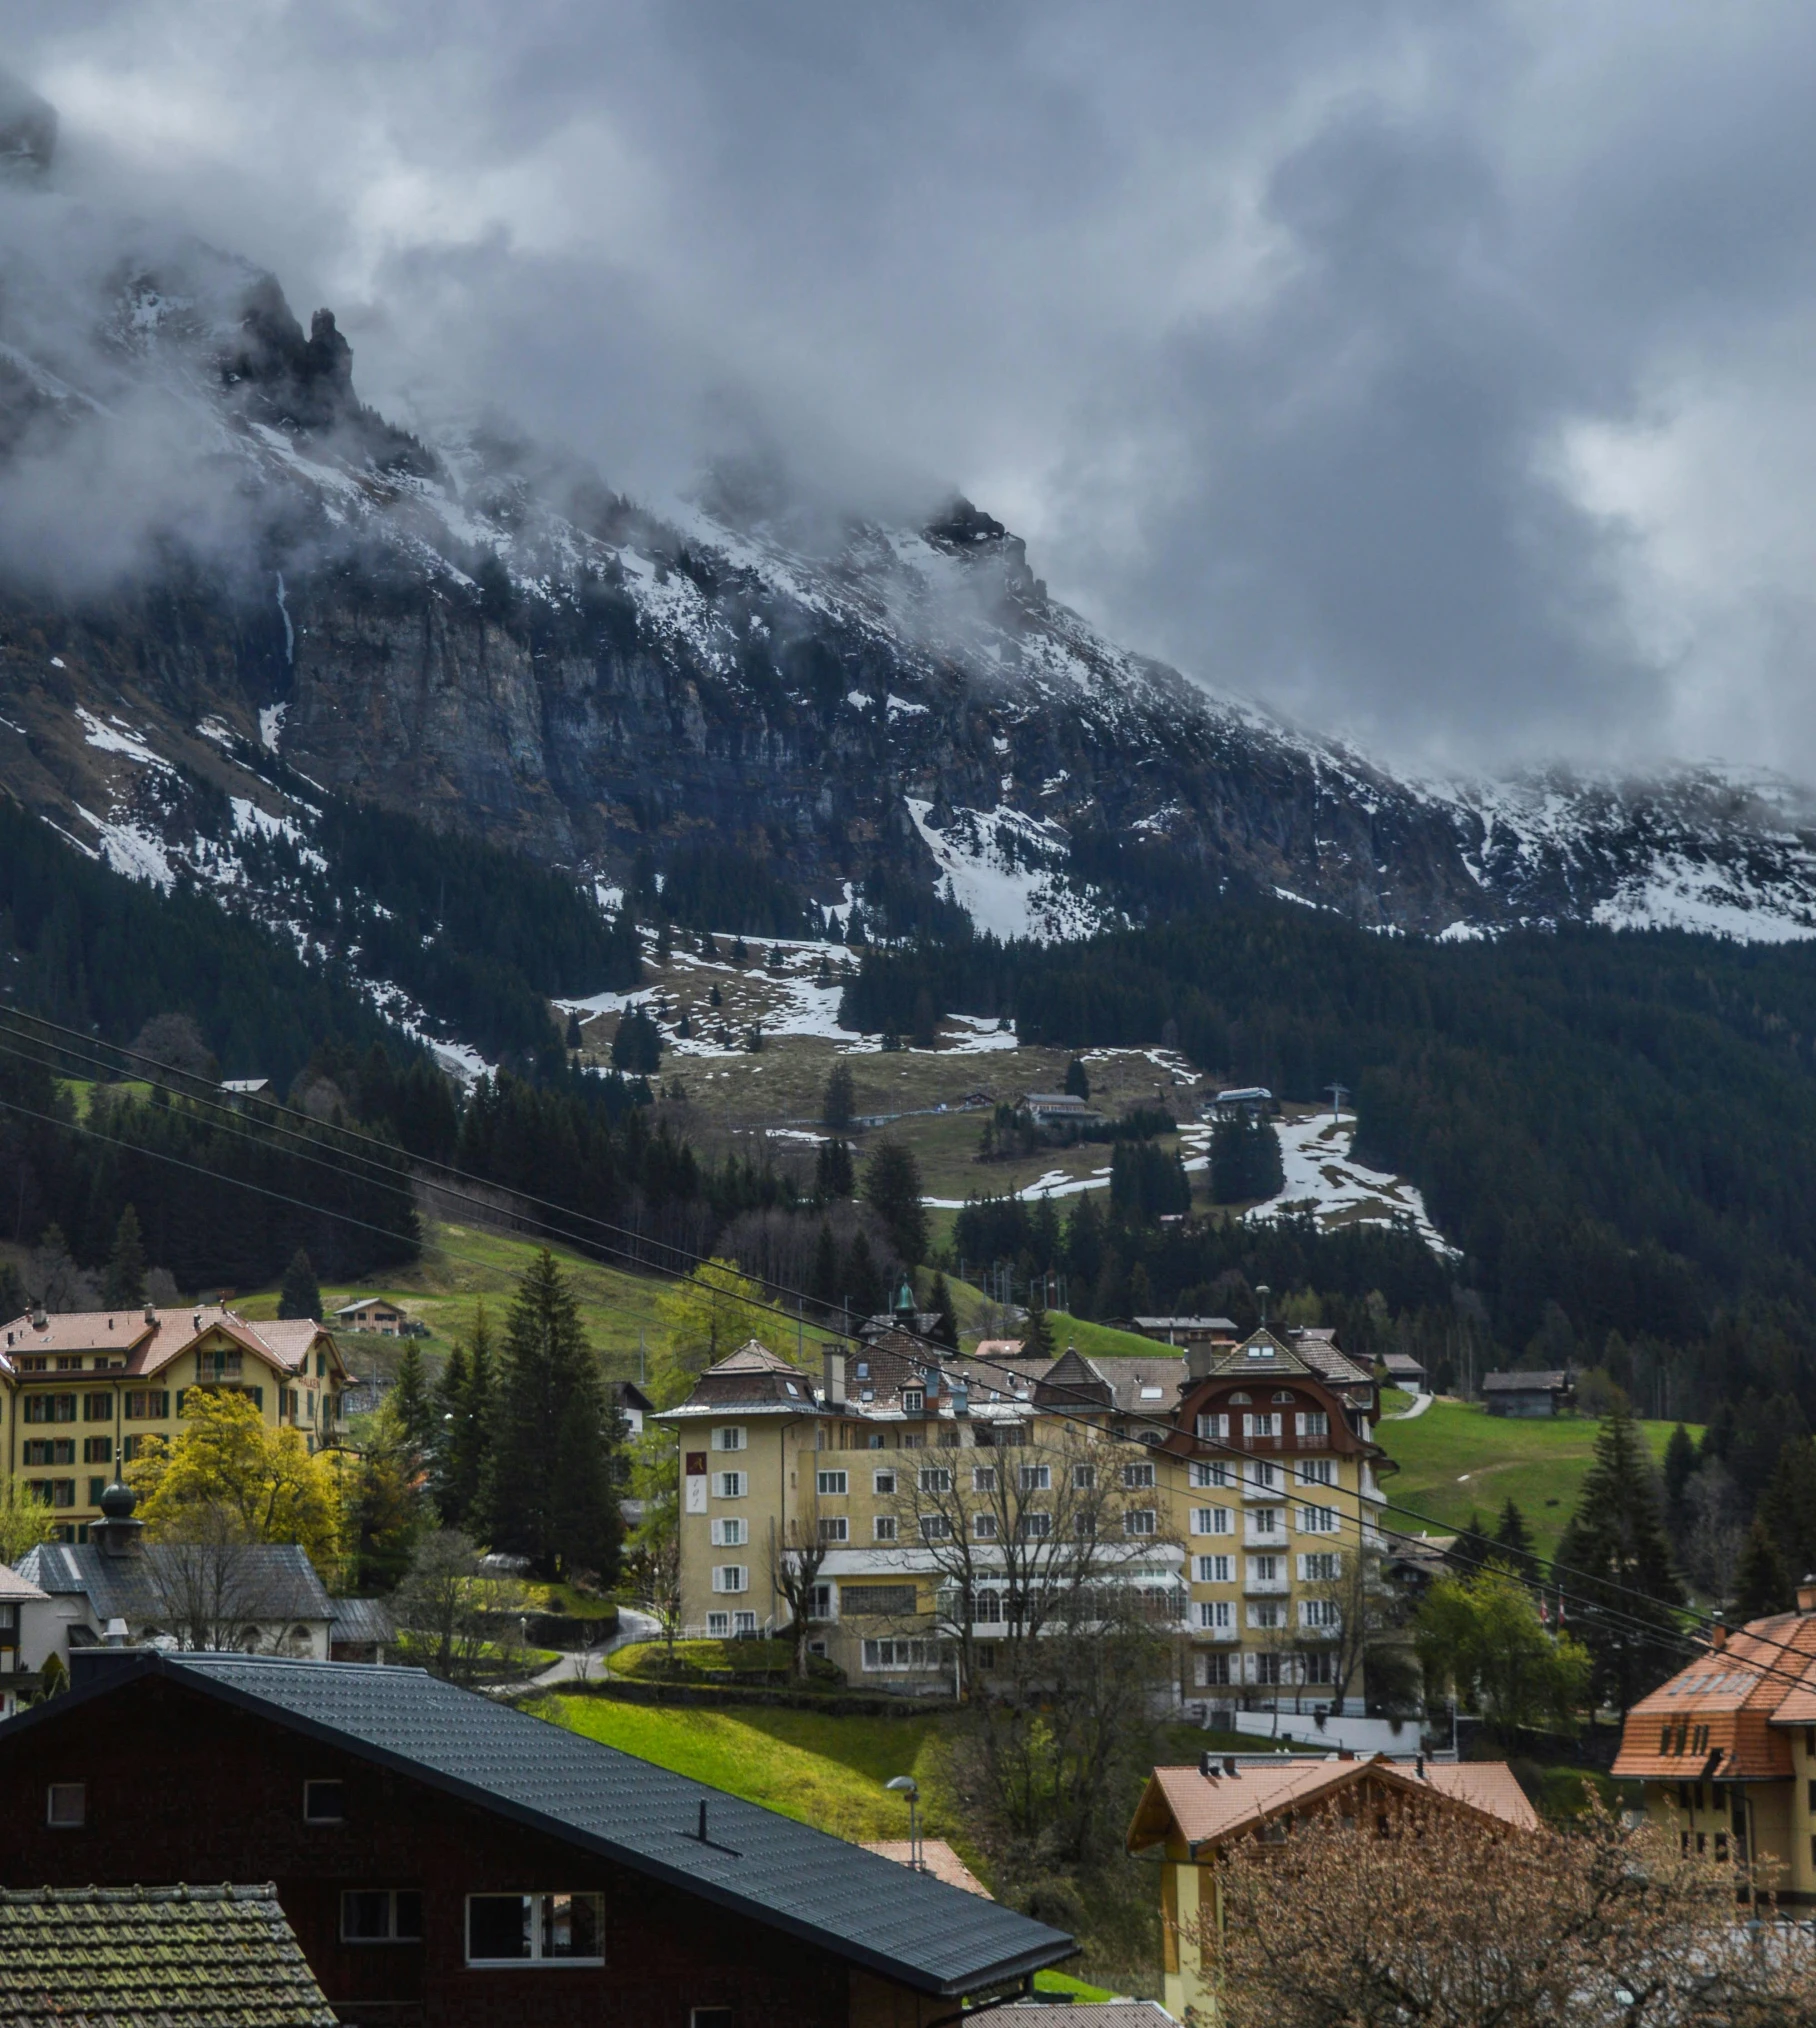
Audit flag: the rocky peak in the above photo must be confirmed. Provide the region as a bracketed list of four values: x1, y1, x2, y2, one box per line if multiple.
[0, 70, 55, 179]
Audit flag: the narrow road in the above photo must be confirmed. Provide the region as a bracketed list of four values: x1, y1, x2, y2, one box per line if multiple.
[494, 1606, 660, 1697]
[1385, 1389, 1434, 1422]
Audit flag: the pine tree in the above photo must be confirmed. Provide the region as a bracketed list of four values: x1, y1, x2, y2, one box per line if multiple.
[863, 1140, 928, 1267]
[1757, 1435, 1816, 1583]
[1451, 1510, 1492, 1576]
[565, 1009, 584, 1049]
[844, 1229, 886, 1323]
[1063, 1058, 1091, 1102]
[1733, 1518, 1793, 1621]
[278, 1248, 322, 1321]
[815, 1137, 854, 1202]
[822, 1063, 856, 1132]
[475, 1251, 620, 1580]
[929, 1270, 959, 1351]
[1662, 1422, 1698, 1542]
[1491, 1497, 1538, 1581]
[102, 1205, 147, 1310]
[1554, 1402, 1686, 1712]
[430, 1304, 496, 1529]
[391, 1338, 436, 1465]
[1020, 1296, 1056, 1363]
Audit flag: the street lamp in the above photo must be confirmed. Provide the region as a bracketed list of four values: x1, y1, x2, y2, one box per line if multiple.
[885, 1775, 923, 1871]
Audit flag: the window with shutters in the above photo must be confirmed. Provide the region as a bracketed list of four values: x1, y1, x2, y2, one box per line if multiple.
[711, 1565, 748, 1594]
[1191, 1506, 1233, 1536]
[714, 1472, 747, 1499]
[1295, 1410, 1330, 1440]
[1295, 1458, 1335, 1486]
[1190, 1460, 1232, 1488]
[1198, 1600, 1233, 1631]
[126, 1390, 169, 1420]
[1195, 1411, 1229, 1441]
[713, 1426, 747, 1452]
[82, 1393, 113, 1423]
[1297, 1506, 1339, 1534]
[1244, 1412, 1281, 1439]
[1299, 1552, 1342, 1581]
[709, 1518, 747, 1546]
[24, 1395, 76, 1425]
[1196, 1554, 1233, 1583]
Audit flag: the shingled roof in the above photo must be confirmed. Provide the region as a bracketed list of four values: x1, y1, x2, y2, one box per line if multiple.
[0, 1882, 336, 2027]
[16, 1542, 332, 1628]
[29, 1652, 1071, 1997]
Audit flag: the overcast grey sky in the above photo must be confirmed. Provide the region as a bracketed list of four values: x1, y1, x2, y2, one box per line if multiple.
[10, 1, 1816, 777]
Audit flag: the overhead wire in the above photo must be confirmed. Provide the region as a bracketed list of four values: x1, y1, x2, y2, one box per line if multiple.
[0, 1013, 1790, 1698]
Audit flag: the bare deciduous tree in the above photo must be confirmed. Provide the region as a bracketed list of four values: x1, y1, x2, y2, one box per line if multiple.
[391, 1528, 518, 1684]
[1209, 1796, 1816, 2028]
[771, 1517, 829, 1679]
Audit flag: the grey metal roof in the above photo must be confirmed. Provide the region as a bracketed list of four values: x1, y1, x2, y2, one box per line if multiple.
[15, 1543, 332, 1625]
[1482, 1370, 1569, 1392]
[30, 1652, 1071, 1996]
[326, 1596, 395, 1644]
[986, 2006, 1177, 2027]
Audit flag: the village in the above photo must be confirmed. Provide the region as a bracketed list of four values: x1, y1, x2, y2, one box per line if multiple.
[2, 1124, 1807, 2025]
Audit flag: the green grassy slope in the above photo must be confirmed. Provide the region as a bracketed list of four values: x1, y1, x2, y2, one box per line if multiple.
[1375, 1398, 1696, 1557]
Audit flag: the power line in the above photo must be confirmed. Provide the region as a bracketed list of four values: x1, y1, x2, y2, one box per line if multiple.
[0, 1018, 1781, 1694]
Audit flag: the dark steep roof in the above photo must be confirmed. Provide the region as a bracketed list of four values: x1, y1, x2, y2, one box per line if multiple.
[15, 1543, 331, 1626]
[0, 1882, 336, 2027]
[29, 1652, 1071, 1996]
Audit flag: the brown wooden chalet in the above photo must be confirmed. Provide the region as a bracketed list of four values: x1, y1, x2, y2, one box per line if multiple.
[1157, 1327, 1385, 1472]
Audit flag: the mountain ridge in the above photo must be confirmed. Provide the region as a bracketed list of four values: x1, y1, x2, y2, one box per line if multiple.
[2, 172, 1816, 957]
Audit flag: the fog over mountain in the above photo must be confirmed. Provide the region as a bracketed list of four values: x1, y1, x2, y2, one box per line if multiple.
[9, 3, 1816, 782]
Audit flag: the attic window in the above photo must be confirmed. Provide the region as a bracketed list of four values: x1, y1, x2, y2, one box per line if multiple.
[46, 1782, 85, 1828]
[783, 1381, 799, 1396]
[903, 1389, 924, 1412]
[1247, 1346, 1272, 1360]
[1140, 1386, 1164, 1400]
[855, 1362, 870, 1380]
[304, 1780, 346, 1824]
[1273, 1391, 1295, 1403]
[1229, 1392, 1251, 1405]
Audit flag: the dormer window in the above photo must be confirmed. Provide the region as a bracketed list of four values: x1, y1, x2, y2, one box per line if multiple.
[903, 1389, 924, 1413]
[1246, 1346, 1272, 1360]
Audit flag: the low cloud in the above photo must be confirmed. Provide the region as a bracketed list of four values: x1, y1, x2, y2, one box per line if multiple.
[7, 3, 1816, 776]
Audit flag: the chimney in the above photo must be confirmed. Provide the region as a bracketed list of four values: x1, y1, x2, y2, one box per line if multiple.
[31, 1304, 47, 1329]
[1799, 1576, 1816, 1616]
[821, 1343, 847, 1405]
[1709, 1610, 1728, 1652]
[1223, 1756, 1239, 1777]
[144, 1304, 156, 1325]
[1187, 1341, 1216, 1383]
[1199, 1752, 1220, 1779]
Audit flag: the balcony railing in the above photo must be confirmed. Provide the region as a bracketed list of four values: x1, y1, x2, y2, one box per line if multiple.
[1243, 1573, 1290, 1596]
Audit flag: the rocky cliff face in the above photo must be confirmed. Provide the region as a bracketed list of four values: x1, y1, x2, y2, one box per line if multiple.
[3, 177, 1816, 948]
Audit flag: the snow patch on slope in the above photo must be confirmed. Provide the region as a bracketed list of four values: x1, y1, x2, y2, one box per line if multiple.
[905, 798, 1105, 943]
[1238, 1114, 1457, 1257]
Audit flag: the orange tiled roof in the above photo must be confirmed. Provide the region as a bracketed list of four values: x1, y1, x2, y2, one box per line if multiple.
[1612, 1611, 1816, 1780]
[1127, 1754, 1538, 1854]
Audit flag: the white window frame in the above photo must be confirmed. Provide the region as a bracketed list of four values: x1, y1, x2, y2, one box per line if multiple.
[902, 1388, 924, 1412]
[1295, 1411, 1330, 1440]
[708, 1518, 747, 1547]
[1124, 1508, 1157, 1537]
[1250, 1507, 1280, 1535]
[1294, 1458, 1336, 1487]
[862, 1638, 941, 1673]
[919, 1515, 951, 1542]
[1195, 1411, 1229, 1440]
[818, 1516, 849, 1543]
[1017, 1512, 1052, 1540]
[873, 1515, 898, 1542]
[1198, 1600, 1233, 1631]
[711, 1565, 749, 1594]
[713, 1471, 747, 1499]
[1299, 1551, 1342, 1582]
[872, 1468, 897, 1495]
[973, 1513, 998, 1540]
[464, 1892, 605, 1967]
[1300, 1598, 1342, 1630]
[972, 1465, 998, 1493]
[1244, 1412, 1281, 1439]
[1190, 1460, 1232, 1488]
[1019, 1464, 1051, 1492]
[1121, 1461, 1155, 1490]
[1195, 1553, 1233, 1584]
[1191, 1505, 1233, 1536]
[919, 1466, 952, 1494]
[1073, 1463, 1097, 1490]
[816, 1469, 848, 1496]
[1248, 1554, 1280, 1583]
[1247, 1601, 1285, 1631]
[712, 1426, 747, 1452]
[706, 1611, 731, 1638]
[1297, 1505, 1339, 1534]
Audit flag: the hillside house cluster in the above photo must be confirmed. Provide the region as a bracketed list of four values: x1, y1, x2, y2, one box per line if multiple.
[0, 1306, 350, 1542]
[660, 1322, 1392, 1712]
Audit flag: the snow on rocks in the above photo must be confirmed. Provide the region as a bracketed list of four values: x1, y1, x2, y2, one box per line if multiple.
[1243, 1113, 1457, 1257]
[905, 797, 1106, 943]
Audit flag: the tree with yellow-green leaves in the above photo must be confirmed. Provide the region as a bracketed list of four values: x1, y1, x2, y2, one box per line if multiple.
[650, 1257, 784, 1405]
[0, 1479, 55, 1565]
[126, 1387, 342, 1573]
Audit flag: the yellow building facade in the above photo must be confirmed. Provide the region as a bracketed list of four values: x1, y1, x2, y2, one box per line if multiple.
[659, 1325, 1387, 1703]
[0, 1304, 349, 1542]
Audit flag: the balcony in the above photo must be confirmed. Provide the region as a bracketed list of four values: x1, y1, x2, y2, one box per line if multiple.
[1196, 1622, 1239, 1644]
[1243, 1515, 1287, 1549]
[1241, 1472, 1285, 1503]
[1243, 1572, 1290, 1596]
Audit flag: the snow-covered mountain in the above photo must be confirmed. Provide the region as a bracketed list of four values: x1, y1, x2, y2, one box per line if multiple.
[5, 122, 1816, 950]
